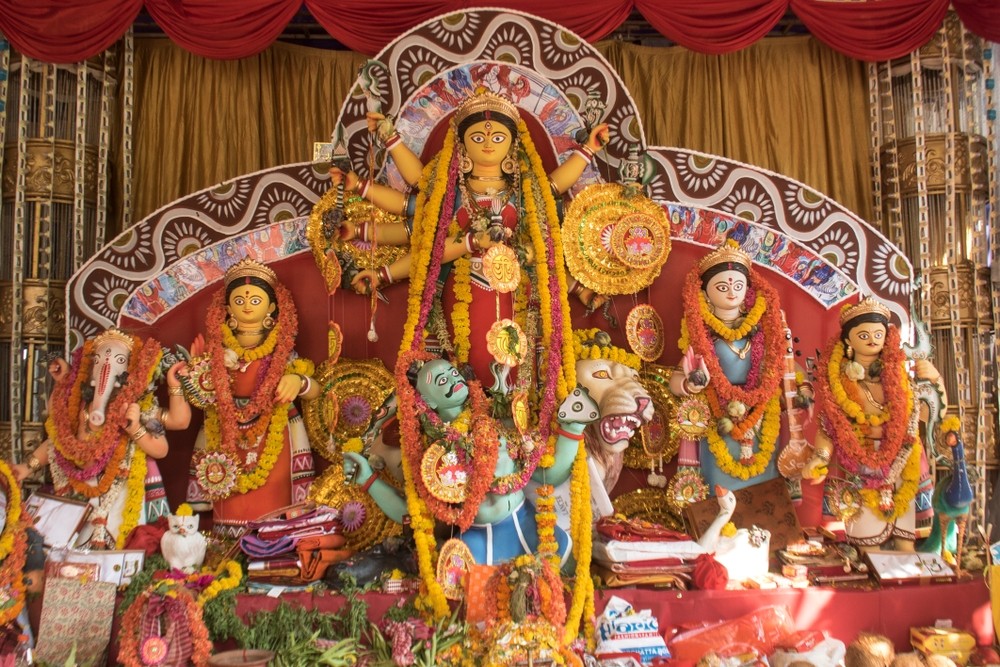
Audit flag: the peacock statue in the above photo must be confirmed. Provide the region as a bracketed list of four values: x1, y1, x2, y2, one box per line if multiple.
[918, 416, 973, 573]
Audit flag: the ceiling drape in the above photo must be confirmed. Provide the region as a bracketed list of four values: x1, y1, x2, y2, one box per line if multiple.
[0, 0, 997, 64]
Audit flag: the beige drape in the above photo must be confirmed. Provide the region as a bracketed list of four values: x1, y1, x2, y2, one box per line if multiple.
[131, 35, 871, 226]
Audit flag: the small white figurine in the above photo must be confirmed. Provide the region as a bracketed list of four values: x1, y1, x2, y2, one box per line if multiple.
[697, 485, 770, 582]
[161, 504, 207, 573]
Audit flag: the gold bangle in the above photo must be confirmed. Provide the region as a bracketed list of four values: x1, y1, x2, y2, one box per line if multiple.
[129, 425, 148, 441]
[168, 385, 184, 396]
[815, 449, 832, 464]
[27, 454, 42, 471]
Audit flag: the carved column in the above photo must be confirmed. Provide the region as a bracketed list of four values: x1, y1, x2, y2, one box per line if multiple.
[0, 42, 126, 467]
[869, 13, 997, 541]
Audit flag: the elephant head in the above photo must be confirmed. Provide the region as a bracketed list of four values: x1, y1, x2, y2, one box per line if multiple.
[87, 328, 134, 428]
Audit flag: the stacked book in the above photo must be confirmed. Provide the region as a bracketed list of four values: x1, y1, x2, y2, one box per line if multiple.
[239, 506, 351, 584]
[592, 515, 701, 588]
[777, 539, 869, 586]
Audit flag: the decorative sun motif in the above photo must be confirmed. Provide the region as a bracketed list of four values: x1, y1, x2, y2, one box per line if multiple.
[539, 24, 585, 68]
[252, 185, 311, 227]
[814, 226, 859, 274]
[193, 178, 253, 220]
[161, 221, 215, 261]
[719, 183, 776, 224]
[68, 317, 103, 351]
[395, 48, 453, 94]
[870, 241, 912, 296]
[295, 164, 332, 196]
[559, 71, 606, 120]
[784, 186, 834, 228]
[90, 274, 138, 319]
[108, 229, 156, 270]
[424, 11, 482, 51]
[482, 26, 533, 66]
[673, 153, 731, 194]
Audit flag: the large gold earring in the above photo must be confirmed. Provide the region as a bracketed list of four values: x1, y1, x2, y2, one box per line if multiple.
[501, 153, 517, 175]
[263, 315, 276, 330]
[226, 313, 238, 330]
[459, 146, 473, 174]
[846, 343, 854, 360]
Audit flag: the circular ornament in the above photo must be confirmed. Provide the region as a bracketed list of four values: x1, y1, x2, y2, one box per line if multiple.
[481, 244, 521, 293]
[611, 212, 669, 270]
[326, 359, 395, 442]
[675, 396, 711, 438]
[625, 364, 680, 469]
[195, 451, 238, 500]
[486, 319, 528, 367]
[562, 183, 671, 295]
[666, 467, 709, 513]
[625, 304, 665, 362]
[437, 538, 475, 601]
[140, 636, 168, 666]
[327, 322, 343, 365]
[421, 443, 468, 504]
[180, 355, 215, 409]
[308, 466, 402, 551]
[825, 479, 863, 523]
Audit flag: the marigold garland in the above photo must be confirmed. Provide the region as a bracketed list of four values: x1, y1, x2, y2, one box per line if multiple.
[196, 560, 243, 606]
[199, 284, 313, 499]
[118, 584, 211, 667]
[703, 391, 782, 480]
[115, 448, 148, 549]
[858, 441, 922, 521]
[0, 460, 27, 628]
[45, 336, 162, 497]
[564, 440, 592, 645]
[815, 326, 915, 477]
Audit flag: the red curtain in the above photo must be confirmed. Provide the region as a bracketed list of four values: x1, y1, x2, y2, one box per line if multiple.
[790, 0, 950, 61]
[144, 0, 302, 60]
[0, 0, 996, 64]
[305, 0, 634, 56]
[0, 0, 143, 63]
[635, 0, 787, 55]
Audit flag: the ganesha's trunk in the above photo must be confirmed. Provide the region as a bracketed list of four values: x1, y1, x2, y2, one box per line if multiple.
[89, 358, 117, 428]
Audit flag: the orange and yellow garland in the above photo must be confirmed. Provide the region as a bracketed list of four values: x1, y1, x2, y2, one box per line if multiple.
[0, 460, 27, 628]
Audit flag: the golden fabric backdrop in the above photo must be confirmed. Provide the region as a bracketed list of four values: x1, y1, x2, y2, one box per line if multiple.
[598, 36, 873, 220]
[132, 40, 367, 222]
[131, 35, 870, 226]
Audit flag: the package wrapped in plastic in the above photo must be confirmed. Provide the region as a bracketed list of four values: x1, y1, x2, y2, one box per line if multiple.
[595, 596, 671, 664]
[667, 605, 796, 662]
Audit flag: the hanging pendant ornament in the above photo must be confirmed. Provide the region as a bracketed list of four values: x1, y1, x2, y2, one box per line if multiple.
[625, 304, 665, 362]
[421, 442, 469, 503]
[437, 538, 475, 600]
[510, 391, 531, 437]
[486, 319, 528, 367]
[610, 212, 670, 270]
[482, 245, 521, 293]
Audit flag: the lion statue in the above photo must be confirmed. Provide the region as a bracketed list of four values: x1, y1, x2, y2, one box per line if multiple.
[576, 358, 654, 494]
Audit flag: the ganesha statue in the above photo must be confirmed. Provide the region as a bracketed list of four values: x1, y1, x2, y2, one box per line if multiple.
[13, 328, 190, 549]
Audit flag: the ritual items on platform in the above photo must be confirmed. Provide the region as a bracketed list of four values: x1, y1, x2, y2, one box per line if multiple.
[910, 626, 976, 665]
[183, 258, 321, 538]
[592, 514, 698, 588]
[863, 550, 956, 586]
[238, 505, 349, 584]
[669, 239, 791, 497]
[802, 296, 944, 551]
[682, 476, 802, 552]
[14, 327, 188, 550]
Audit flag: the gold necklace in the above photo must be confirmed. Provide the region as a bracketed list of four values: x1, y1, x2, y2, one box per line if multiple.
[236, 328, 266, 336]
[724, 338, 750, 360]
[859, 380, 885, 412]
[470, 175, 506, 182]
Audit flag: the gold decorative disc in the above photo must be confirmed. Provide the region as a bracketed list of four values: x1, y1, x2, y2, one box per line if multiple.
[610, 212, 669, 270]
[666, 468, 709, 514]
[308, 465, 402, 551]
[624, 364, 680, 469]
[420, 442, 468, 504]
[180, 355, 216, 409]
[437, 538, 475, 600]
[510, 391, 531, 437]
[675, 396, 710, 438]
[625, 304, 665, 362]
[327, 322, 343, 364]
[612, 488, 684, 531]
[562, 183, 671, 295]
[481, 245, 521, 293]
[486, 319, 528, 367]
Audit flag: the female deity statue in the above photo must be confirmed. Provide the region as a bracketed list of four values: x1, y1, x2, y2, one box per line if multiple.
[183, 258, 321, 537]
[669, 240, 790, 494]
[13, 328, 190, 549]
[802, 297, 943, 550]
[331, 89, 608, 386]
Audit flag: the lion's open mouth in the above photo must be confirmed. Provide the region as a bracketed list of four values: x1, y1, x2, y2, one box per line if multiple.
[599, 413, 643, 444]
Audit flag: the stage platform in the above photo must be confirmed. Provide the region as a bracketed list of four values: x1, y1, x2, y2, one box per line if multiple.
[232, 578, 993, 652]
